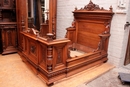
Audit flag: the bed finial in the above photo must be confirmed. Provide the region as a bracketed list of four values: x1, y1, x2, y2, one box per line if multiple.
[89, 0, 93, 5]
[75, 7, 78, 11]
[89, 0, 93, 4]
[109, 5, 113, 11]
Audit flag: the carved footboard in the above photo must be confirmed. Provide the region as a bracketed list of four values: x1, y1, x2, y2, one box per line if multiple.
[21, 31, 70, 85]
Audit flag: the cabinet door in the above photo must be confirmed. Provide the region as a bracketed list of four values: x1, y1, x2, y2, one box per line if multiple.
[2, 27, 17, 54]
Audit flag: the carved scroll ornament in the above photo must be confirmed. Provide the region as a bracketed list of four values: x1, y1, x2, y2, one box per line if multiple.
[75, 0, 112, 11]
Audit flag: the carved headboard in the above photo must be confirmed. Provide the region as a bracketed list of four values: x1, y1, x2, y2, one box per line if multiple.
[66, 1, 114, 51]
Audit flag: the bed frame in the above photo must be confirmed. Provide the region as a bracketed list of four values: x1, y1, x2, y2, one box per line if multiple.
[20, 1, 114, 86]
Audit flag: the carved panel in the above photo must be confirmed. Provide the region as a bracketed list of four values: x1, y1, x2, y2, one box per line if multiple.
[29, 40, 37, 57]
[26, 38, 38, 65]
[53, 43, 67, 69]
[39, 43, 47, 69]
[2, 29, 16, 47]
[56, 48, 63, 64]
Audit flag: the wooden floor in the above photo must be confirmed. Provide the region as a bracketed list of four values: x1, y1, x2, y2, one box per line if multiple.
[0, 53, 130, 87]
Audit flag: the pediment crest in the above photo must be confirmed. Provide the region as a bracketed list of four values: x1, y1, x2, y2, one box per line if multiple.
[75, 0, 112, 11]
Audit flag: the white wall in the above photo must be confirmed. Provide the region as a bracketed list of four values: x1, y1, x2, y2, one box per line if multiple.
[56, 0, 130, 67]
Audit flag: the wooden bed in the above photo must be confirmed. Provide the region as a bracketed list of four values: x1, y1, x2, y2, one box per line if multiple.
[20, 1, 114, 86]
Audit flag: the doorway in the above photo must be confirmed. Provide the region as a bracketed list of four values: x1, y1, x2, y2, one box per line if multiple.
[124, 30, 130, 65]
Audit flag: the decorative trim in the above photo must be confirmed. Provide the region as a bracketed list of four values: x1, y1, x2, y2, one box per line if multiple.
[47, 69, 66, 78]
[21, 16, 25, 31]
[39, 67, 66, 78]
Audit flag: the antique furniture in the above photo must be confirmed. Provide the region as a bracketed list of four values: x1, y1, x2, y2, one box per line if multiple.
[19, 0, 114, 86]
[0, 0, 17, 54]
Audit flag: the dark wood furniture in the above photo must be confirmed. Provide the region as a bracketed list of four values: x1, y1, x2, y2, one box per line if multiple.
[0, 0, 17, 54]
[0, 22, 17, 54]
[19, 1, 114, 86]
[0, 0, 16, 22]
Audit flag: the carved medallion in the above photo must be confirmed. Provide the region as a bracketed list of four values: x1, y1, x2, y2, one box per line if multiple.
[30, 45, 36, 53]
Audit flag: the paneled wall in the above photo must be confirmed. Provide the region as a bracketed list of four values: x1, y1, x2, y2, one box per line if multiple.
[56, 0, 130, 67]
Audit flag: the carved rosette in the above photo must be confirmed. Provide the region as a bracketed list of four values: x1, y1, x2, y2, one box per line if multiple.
[30, 45, 36, 53]
[47, 46, 53, 72]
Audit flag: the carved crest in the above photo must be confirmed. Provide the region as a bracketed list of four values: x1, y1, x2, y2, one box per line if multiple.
[75, 0, 112, 11]
[84, 0, 100, 10]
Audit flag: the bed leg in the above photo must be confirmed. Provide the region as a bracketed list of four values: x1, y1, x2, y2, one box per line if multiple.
[46, 82, 54, 87]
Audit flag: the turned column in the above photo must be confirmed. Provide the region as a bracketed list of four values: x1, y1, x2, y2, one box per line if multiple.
[47, 46, 53, 71]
